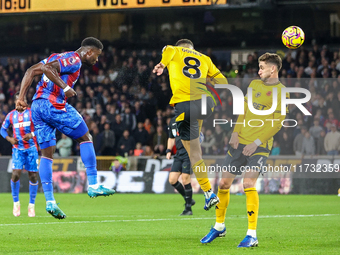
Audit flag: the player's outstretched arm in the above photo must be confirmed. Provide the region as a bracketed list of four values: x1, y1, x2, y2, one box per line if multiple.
[41, 60, 77, 98]
[153, 63, 165, 76]
[16, 63, 44, 111]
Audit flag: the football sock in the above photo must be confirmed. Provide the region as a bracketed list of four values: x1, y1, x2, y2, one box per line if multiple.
[192, 159, 211, 192]
[80, 142, 98, 185]
[214, 222, 225, 231]
[39, 157, 55, 202]
[247, 229, 257, 238]
[245, 187, 259, 231]
[184, 183, 193, 209]
[10, 180, 20, 202]
[216, 188, 230, 223]
[29, 181, 38, 204]
[172, 181, 185, 197]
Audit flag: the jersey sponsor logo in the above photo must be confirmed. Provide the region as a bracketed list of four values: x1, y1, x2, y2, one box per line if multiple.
[13, 121, 31, 128]
[253, 102, 266, 110]
[62, 59, 68, 67]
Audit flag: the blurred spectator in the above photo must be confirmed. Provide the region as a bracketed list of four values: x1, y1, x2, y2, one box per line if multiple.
[301, 131, 315, 156]
[134, 143, 144, 156]
[143, 145, 154, 156]
[56, 134, 73, 157]
[133, 122, 149, 146]
[110, 159, 126, 173]
[201, 129, 216, 155]
[324, 124, 340, 156]
[279, 132, 293, 155]
[153, 126, 167, 152]
[316, 130, 327, 155]
[309, 119, 324, 140]
[293, 126, 307, 156]
[271, 141, 280, 155]
[121, 106, 137, 132]
[100, 123, 116, 156]
[117, 130, 135, 156]
[112, 114, 127, 144]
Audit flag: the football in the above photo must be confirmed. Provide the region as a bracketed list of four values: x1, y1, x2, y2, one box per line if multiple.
[282, 26, 305, 49]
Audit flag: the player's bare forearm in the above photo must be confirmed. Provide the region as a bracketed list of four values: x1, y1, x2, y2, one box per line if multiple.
[6, 136, 18, 145]
[18, 63, 44, 101]
[229, 132, 239, 149]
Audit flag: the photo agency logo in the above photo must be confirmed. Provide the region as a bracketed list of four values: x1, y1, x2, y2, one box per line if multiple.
[200, 83, 312, 128]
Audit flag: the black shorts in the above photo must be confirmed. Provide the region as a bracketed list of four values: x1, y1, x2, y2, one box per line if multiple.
[223, 144, 270, 175]
[170, 157, 191, 175]
[174, 97, 214, 141]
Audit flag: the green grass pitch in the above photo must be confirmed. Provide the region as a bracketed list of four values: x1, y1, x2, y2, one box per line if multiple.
[0, 193, 339, 255]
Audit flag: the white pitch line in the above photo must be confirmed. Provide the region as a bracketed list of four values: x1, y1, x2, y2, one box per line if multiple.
[0, 214, 338, 227]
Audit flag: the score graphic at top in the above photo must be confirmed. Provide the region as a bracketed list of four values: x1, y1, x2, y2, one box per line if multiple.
[0, 0, 226, 13]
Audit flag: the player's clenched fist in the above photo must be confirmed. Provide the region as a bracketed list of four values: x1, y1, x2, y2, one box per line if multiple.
[16, 99, 28, 112]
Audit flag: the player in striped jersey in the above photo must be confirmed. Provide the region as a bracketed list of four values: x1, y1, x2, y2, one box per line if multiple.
[16, 37, 115, 220]
[1, 92, 39, 217]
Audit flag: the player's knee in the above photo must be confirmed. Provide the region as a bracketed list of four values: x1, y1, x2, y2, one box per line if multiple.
[29, 173, 38, 183]
[168, 177, 177, 185]
[11, 172, 20, 182]
[243, 180, 256, 189]
[181, 174, 191, 185]
[219, 179, 232, 189]
[77, 132, 92, 143]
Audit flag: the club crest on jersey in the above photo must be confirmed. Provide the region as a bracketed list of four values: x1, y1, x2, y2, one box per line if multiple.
[68, 57, 75, 65]
[255, 92, 261, 98]
[172, 128, 177, 137]
[267, 91, 272, 96]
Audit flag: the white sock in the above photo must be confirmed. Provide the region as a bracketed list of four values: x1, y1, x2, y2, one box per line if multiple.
[14, 201, 20, 205]
[204, 189, 213, 199]
[46, 200, 56, 204]
[247, 229, 256, 238]
[89, 184, 99, 189]
[214, 222, 225, 231]
[28, 203, 35, 207]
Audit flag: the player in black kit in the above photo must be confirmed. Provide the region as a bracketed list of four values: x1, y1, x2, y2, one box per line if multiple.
[166, 117, 196, 215]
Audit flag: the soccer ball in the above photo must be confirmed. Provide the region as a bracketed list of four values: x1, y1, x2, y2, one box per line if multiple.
[282, 26, 305, 49]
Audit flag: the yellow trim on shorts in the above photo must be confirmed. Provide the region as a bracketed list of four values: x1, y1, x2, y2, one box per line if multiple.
[251, 152, 269, 157]
[228, 151, 232, 157]
[176, 113, 185, 122]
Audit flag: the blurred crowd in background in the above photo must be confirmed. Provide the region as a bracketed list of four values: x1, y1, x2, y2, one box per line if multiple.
[1, 44, 340, 157]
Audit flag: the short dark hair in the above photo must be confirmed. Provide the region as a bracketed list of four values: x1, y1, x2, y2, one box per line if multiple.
[81, 37, 103, 50]
[258, 52, 282, 71]
[175, 39, 194, 48]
